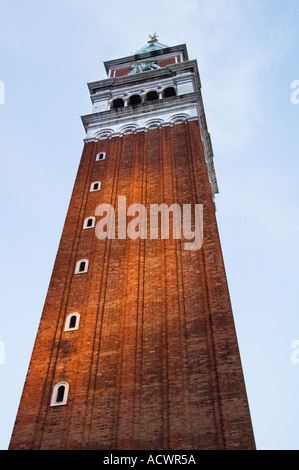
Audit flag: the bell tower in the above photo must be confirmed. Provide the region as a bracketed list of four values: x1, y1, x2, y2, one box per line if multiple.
[9, 38, 255, 450]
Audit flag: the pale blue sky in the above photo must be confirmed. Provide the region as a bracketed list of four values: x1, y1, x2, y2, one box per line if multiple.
[1, 0, 299, 450]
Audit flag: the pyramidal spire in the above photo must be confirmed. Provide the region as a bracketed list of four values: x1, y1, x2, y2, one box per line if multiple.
[135, 34, 168, 54]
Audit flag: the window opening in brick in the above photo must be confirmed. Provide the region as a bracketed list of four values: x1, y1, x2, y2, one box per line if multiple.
[79, 261, 86, 272]
[96, 152, 106, 161]
[56, 385, 65, 403]
[69, 315, 77, 329]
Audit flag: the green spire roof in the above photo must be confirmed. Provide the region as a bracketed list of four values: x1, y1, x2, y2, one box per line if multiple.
[137, 42, 163, 54]
[135, 37, 167, 55]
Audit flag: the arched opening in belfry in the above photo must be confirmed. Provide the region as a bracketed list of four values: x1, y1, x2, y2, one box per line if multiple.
[112, 98, 124, 109]
[146, 91, 159, 102]
[163, 87, 176, 98]
[129, 94, 142, 106]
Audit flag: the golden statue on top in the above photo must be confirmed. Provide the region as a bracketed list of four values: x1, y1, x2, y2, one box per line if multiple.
[148, 33, 158, 41]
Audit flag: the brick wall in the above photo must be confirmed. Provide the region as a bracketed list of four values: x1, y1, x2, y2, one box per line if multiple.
[9, 121, 255, 450]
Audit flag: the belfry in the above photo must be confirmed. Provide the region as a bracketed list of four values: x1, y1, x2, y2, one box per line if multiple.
[9, 38, 255, 450]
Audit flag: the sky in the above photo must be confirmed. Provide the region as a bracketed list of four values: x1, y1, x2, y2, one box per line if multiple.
[0, 0, 299, 451]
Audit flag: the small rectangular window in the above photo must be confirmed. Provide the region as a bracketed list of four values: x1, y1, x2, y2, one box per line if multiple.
[75, 259, 89, 274]
[96, 152, 106, 161]
[90, 181, 101, 192]
[50, 382, 69, 406]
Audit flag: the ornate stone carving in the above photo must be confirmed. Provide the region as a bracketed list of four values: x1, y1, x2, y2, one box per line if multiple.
[128, 61, 160, 75]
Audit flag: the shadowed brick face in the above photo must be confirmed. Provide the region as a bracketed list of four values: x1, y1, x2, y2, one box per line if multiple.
[9, 121, 255, 450]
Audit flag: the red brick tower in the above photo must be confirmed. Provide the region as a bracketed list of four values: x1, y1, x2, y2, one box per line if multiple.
[9, 38, 255, 450]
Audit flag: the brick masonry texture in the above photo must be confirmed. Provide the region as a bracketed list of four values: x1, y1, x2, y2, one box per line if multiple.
[9, 121, 255, 450]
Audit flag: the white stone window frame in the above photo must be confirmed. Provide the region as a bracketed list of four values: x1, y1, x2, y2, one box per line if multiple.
[50, 381, 69, 407]
[96, 152, 106, 161]
[90, 181, 101, 192]
[83, 216, 96, 230]
[64, 312, 80, 332]
[75, 259, 89, 274]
